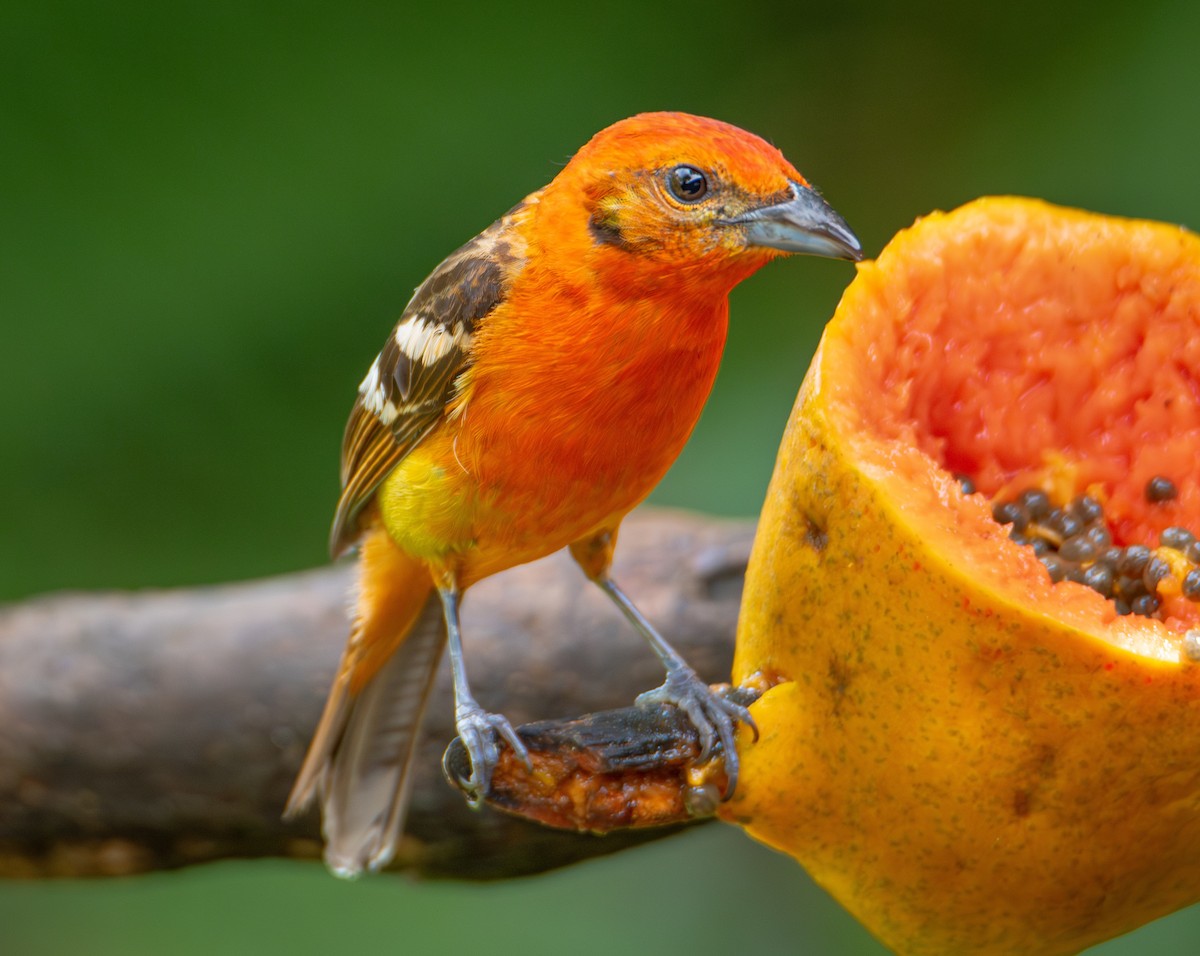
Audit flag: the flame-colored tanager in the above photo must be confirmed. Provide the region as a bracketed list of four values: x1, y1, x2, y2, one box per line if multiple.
[286, 111, 861, 876]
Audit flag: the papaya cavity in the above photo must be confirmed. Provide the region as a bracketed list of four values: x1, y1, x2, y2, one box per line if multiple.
[824, 197, 1200, 658]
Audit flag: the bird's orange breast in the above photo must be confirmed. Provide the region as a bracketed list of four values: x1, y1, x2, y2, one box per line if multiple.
[379, 271, 731, 587]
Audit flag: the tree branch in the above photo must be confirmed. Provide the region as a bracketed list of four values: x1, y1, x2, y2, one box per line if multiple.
[0, 510, 755, 880]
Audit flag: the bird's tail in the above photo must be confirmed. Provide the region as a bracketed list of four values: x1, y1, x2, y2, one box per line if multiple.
[284, 527, 443, 878]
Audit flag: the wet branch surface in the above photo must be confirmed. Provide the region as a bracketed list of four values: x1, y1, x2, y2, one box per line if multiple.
[0, 510, 755, 880]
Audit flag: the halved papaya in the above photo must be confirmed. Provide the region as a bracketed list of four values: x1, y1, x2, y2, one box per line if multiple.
[723, 198, 1200, 955]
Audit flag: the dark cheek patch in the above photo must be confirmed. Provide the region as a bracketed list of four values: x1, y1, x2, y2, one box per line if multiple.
[588, 209, 629, 249]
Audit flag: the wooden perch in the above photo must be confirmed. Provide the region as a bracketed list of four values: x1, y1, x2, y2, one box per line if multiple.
[0, 509, 755, 880]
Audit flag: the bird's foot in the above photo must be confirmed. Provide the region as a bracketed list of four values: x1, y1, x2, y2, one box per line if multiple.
[444, 698, 531, 807]
[636, 665, 758, 798]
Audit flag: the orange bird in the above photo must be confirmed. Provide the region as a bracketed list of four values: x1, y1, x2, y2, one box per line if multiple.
[286, 112, 861, 876]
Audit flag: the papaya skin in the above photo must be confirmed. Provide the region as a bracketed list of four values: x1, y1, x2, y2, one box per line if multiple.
[723, 198, 1200, 955]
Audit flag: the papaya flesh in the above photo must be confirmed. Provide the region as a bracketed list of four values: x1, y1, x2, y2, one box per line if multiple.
[724, 198, 1200, 955]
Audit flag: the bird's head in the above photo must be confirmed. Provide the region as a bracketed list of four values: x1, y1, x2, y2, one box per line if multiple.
[545, 111, 862, 288]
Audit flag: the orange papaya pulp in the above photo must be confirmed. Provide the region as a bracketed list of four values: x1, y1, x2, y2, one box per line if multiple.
[724, 198, 1200, 955]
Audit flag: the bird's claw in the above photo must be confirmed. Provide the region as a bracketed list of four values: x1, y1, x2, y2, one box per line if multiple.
[635, 667, 757, 798]
[444, 699, 531, 807]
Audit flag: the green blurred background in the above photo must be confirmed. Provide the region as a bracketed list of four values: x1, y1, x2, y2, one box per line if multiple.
[4, 1, 1200, 953]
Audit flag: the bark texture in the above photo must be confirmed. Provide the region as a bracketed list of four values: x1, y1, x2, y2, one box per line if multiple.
[0, 510, 755, 880]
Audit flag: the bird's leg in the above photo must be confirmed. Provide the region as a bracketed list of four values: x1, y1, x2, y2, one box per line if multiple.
[569, 531, 756, 796]
[437, 584, 530, 806]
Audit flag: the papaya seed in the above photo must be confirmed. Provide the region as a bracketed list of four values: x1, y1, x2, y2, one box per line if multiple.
[993, 501, 1028, 531]
[1082, 564, 1115, 598]
[1017, 488, 1051, 520]
[1117, 545, 1152, 577]
[1048, 509, 1084, 540]
[1071, 495, 1104, 524]
[1143, 556, 1171, 593]
[1039, 554, 1068, 583]
[1059, 535, 1096, 562]
[1131, 593, 1161, 616]
[1085, 525, 1113, 549]
[1145, 476, 1178, 503]
[1161, 526, 1196, 550]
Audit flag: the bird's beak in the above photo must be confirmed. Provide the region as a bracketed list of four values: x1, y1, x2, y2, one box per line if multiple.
[726, 181, 863, 261]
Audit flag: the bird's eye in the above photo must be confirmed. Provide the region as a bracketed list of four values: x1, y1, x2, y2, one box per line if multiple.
[667, 165, 709, 203]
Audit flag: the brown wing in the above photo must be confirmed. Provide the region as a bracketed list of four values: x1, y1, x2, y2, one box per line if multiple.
[329, 206, 529, 557]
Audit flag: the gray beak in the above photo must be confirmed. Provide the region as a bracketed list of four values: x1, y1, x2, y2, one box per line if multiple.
[726, 181, 863, 261]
